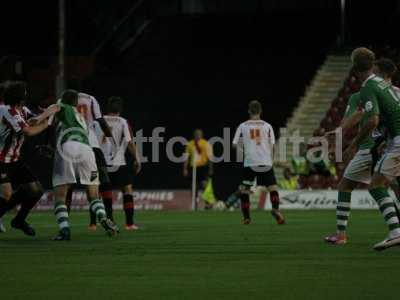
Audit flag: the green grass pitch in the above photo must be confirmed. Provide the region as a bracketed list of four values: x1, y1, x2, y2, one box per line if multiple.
[1, 210, 400, 300]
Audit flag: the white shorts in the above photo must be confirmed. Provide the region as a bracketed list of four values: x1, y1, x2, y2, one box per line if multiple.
[375, 137, 400, 181]
[343, 149, 372, 184]
[53, 141, 99, 187]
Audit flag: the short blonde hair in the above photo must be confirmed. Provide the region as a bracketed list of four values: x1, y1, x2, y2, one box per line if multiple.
[351, 47, 375, 72]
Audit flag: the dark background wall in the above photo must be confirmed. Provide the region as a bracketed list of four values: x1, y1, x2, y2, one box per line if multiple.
[82, 11, 338, 196]
[2, 0, 400, 197]
[2, 0, 400, 57]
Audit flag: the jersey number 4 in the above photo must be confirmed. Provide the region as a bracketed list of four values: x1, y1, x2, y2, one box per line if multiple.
[250, 129, 261, 145]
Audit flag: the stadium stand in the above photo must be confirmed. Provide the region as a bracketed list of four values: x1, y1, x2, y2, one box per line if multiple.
[279, 55, 350, 188]
[289, 47, 400, 189]
[285, 55, 351, 151]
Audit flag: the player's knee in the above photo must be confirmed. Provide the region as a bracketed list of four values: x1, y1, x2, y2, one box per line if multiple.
[31, 186, 44, 199]
[369, 181, 383, 190]
[23, 182, 43, 199]
[267, 184, 278, 192]
[86, 185, 100, 201]
[1, 189, 12, 201]
[122, 184, 133, 195]
[369, 174, 390, 190]
[338, 178, 355, 192]
[259, 186, 268, 193]
[239, 184, 251, 194]
[54, 185, 69, 202]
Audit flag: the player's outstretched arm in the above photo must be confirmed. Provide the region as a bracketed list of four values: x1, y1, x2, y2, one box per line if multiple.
[343, 115, 379, 163]
[22, 120, 49, 136]
[127, 141, 141, 174]
[33, 104, 61, 124]
[352, 115, 379, 147]
[324, 110, 364, 137]
[97, 117, 113, 137]
[341, 110, 364, 133]
[97, 117, 118, 150]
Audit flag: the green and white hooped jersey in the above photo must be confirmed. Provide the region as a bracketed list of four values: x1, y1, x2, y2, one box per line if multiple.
[360, 75, 400, 139]
[55, 103, 90, 146]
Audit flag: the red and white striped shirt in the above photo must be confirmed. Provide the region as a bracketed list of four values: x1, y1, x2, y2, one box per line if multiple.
[0, 105, 29, 163]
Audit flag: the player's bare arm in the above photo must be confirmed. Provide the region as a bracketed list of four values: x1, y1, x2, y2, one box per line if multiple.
[325, 109, 363, 138]
[343, 115, 379, 163]
[22, 120, 49, 136]
[125, 124, 141, 174]
[97, 117, 118, 149]
[341, 110, 364, 133]
[127, 141, 141, 174]
[33, 104, 61, 124]
[96, 117, 113, 137]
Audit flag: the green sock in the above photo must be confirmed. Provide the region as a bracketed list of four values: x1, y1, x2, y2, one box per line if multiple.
[54, 201, 69, 231]
[370, 187, 400, 237]
[336, 191, 351, 233]
[89, 199, 107, 222]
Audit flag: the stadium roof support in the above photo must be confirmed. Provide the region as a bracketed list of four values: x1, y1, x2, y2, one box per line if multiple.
[56, 0, 65, 96]
[340, 0, 346, 46]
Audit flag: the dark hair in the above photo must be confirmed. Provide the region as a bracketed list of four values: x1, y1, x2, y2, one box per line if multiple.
[61, 89, 79, 106]
[3, 81, 27, 106]
[375, 58, 398, 78]
[351, 47, 375, 73]
[248, 100, 262, 115]
[107, 96, 124, 114]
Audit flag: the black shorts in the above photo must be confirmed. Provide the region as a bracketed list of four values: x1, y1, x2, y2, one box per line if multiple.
[93, 147, 110, 184]
[108, 165, 134, 189]
[0, 161, 38, 186]
[242, 166, 277, 188]
[189, 165, 209, 185]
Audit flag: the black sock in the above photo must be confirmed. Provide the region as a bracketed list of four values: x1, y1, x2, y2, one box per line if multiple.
[270, 191, 280, 210]
[99, 184, 113, 222]
[240, 193, 250, 220]
[0, 197, 12, 218]
[103, 197, 113, 221]
[66, 188, 73, 214]
[0, 189, 31, 218]
[89, 210, 97, 225]
[14, 191, 43, 223]
[123, 194, 134, 225]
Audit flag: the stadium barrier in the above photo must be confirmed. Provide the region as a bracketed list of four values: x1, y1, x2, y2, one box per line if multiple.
[255, 189, 398, 210]
[35, 190, 192, 211]
[34, 189, 396, 211]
